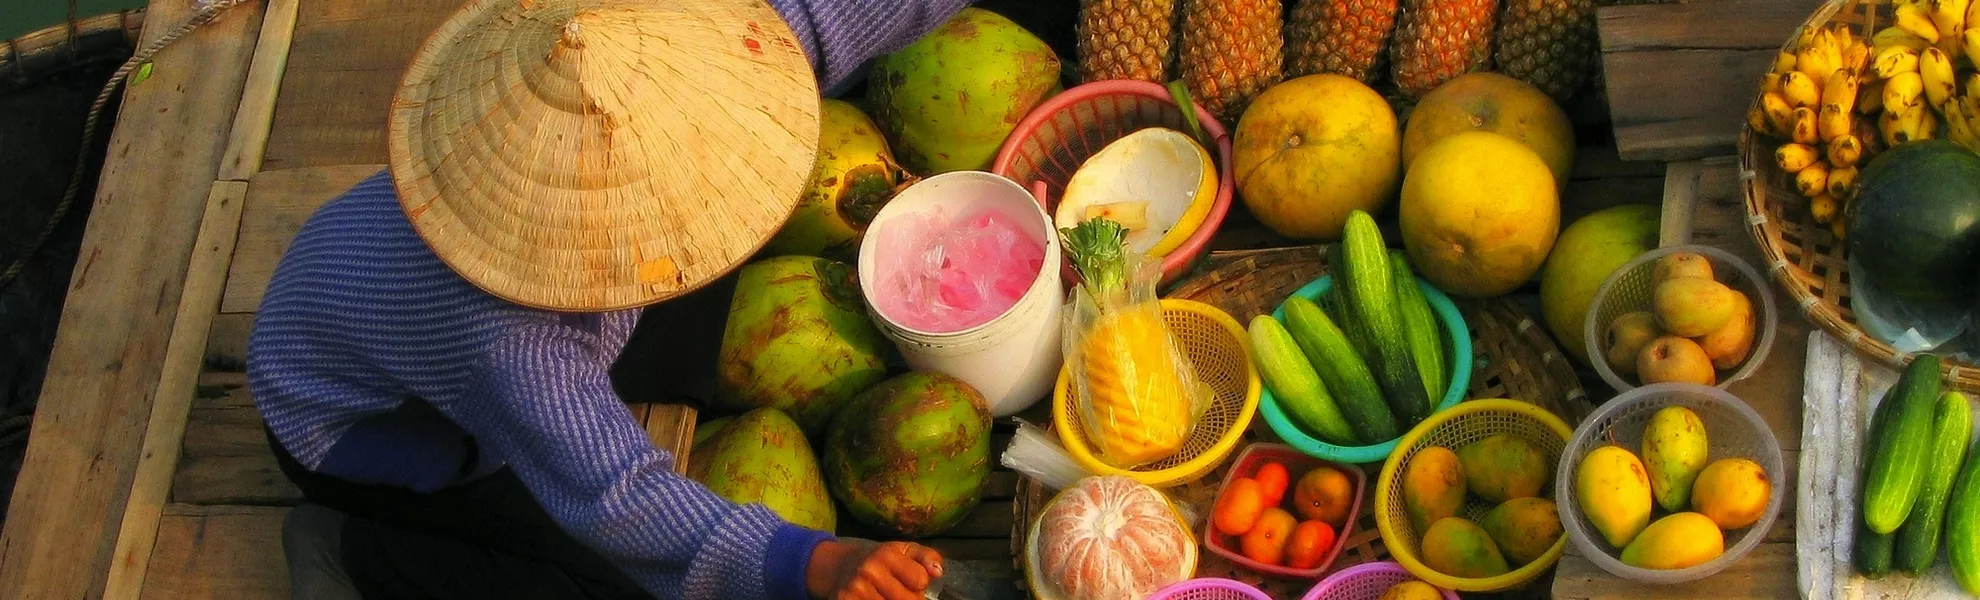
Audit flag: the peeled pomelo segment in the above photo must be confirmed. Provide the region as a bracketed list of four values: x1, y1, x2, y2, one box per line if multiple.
[1056, 128, 1217, 258]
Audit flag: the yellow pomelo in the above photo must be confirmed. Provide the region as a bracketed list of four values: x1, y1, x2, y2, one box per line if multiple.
[1233, 74, 1402, 241]
[1400, 131, 1561, 298]
[1057, 127, 1217, 257]
[1403, 73, 1576, 190]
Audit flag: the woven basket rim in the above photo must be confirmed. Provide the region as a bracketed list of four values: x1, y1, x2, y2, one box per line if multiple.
[0, 10, 144, 79]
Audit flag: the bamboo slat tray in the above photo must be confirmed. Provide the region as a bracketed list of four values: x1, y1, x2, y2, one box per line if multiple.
[1739, 0, 1980, 392]
[1010, 246, 1592, 598]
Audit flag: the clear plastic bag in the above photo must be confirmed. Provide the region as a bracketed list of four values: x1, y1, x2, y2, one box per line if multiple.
[1059, 221, 1211, 470]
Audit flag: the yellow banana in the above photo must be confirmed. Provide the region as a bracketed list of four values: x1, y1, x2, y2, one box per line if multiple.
[1820, 103, 1855, 141]
[1833, 217, 1848, 240]
[1898, 102, 1939, 141]
[1882, 107, 1907, 145]
[1783, 71, 1823, 107]
[1778, 142, 1820, 172]
[1812, 193, 1840, 224]
[1848, 38, 1874, 74]
[1801, 29, 1844, 82]
[1764, 92, 1797, 132]
[1749, 107, 1776, 136]
[1824, 69, 1860, 112]
[1922, 47, 1957, 108]
[1874, 46, 1921, 79]
[1966, 29, 1980, 68]
[1829, 134, 1864, 166]
[1968, 0, 1980, 25]
[1762, 73, 1783, 95]
[1775, 50, 1798, 74]
[1897, 2, 1943, 43]
[1793, 106, 1822, 143]
[1884, 71, 1925, 114]
[1944, 97, 1976, 146]
[1828, 165, 1860, 199]
[1858, 116, 1889, 155]
[1859, 78, 1888, 115]
[1796, 161, 1832, 197]
[1933, 0, 1969, 40]
[1873, 27, 1932, 53]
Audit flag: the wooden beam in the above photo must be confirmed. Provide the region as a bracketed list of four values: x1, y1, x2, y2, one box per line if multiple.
[106, 0, 302, 594]
[219, 165, 384, 313]
[1597, 0, 1827, 161]
[0, 1, 265, 596]
[140, 505, 289, 600]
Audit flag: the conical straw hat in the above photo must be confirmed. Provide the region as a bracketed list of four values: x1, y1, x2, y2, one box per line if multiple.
[388, 0, 821, 312]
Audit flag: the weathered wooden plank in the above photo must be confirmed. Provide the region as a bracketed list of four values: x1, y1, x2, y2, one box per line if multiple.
[205, 313, 253, 370]
[260, 0, 464, 170]
[642, 405, 695, 476]
[140, 505, 289, 600]
[1554, 542, 1798, 599]
[220, 165, 383, 313]
[217, 0, 301, 182]
[1597, 0, 1826, 161]
[172, 377, 298, 506]
[0, 1, 266, 596]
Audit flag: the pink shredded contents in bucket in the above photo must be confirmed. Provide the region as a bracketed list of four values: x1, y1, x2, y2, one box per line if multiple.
[873, 207, 1046, 333]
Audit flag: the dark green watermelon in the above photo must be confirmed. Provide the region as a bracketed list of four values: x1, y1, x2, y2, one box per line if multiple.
[1847, 140, 1980, 346]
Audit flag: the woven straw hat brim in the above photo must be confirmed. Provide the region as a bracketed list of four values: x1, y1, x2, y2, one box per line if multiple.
[388, 0, 821, 312]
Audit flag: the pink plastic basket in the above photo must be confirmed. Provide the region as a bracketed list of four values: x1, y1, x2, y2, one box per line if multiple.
[990, 79, 1235, 288]
[1202, 443, 1364, 579]
[1148, 578, 1276, 600]
[1301, 561, 1460, 600]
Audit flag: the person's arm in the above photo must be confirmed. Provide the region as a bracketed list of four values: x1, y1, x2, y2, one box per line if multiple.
[442, 325, 828, 600]
[766, 0, 975, 92]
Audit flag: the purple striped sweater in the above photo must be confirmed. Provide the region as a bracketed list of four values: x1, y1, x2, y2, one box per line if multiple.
[246, 2, 970, 598]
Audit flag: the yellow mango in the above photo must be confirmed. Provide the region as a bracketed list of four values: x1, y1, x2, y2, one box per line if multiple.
[1480, 497, 1563, 566]
[1691, 458, 1772, 530]
[1643, 405, 1710, 512]
[1420, 517, 1512, 578]
[1621, 512, 1725, 570]
[1403, 446, 1468, 534]
[1458, 434, 1552, 504]
[1576, 445, 1654, 548]
[1379, 581, 1445, 600]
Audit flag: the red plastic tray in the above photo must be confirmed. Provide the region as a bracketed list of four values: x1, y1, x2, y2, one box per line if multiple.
[1202, 443, 1366, 579]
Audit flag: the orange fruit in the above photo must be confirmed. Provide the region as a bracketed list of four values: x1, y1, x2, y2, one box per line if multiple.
[1285, 519, 1338, 569]
[1213, 477, 1268, 536]
[1241, 508, 1298, 565]
[1255, 462, 1290, 507]
[1294, 466, 1357, 527]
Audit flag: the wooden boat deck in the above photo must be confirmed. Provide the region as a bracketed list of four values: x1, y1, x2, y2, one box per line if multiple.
[0, 0, 1818, 598]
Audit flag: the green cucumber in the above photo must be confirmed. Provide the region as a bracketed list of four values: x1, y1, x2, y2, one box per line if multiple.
[1248, 315, 1361, 445]
[1947, 408, 1980, 594]
[1858, 516, 1897, 579]
[1390, 250, 1447, 400]
[1325, 243, 1382, 364]
[1894, 391, 1973, 573]
[1283, 296, 1400, 442]
[1340, 211, 1432, 424]
[1863, 354, 1943, 535]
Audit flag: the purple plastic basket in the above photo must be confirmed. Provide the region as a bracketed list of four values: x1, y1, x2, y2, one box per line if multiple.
[1301, 562, 1460, 600]
[1148, 578, 1275, 600]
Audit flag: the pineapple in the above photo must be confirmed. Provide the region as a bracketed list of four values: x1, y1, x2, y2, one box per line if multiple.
[1286, 0, 1401, 82]
[1390, 0, 1499, 99]
[1495, 0, 1599, 103]
[1179, 0, 1285, 120]
[1079, 0, 1181, 83]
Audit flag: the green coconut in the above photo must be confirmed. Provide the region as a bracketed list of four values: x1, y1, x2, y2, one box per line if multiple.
[823, 371, 992, 538]
[686, 408, 837, 532]
[714, 256, 892, 436]
[866, 8, 1062, 174]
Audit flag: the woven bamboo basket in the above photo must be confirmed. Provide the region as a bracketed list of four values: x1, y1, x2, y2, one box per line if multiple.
[1010, 246, 1590, 598]
[1740, 0, 1980, 391]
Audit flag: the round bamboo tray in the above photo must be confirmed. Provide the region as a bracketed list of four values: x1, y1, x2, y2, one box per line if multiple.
[1010, 246, 1590, 597]
[1740, 0, 1980, 391]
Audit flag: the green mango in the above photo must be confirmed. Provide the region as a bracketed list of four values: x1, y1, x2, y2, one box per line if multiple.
[686, 408, 836, 532]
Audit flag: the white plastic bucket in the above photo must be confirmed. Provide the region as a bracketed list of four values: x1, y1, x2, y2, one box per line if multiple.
[857, 171, 1064, 417]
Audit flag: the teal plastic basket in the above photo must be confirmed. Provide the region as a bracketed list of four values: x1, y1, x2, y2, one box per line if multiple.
[1259, 274, 1473, 464]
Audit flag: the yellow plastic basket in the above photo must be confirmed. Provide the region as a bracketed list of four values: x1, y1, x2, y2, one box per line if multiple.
[1052, 298, 1260, 488]
[1373, 399, 1574, 592]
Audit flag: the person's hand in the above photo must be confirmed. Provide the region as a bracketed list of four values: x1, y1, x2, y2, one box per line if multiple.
[805, 539, 944, 600]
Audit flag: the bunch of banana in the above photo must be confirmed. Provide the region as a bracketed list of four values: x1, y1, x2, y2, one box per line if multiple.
[1749, 0, 1980, 239]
